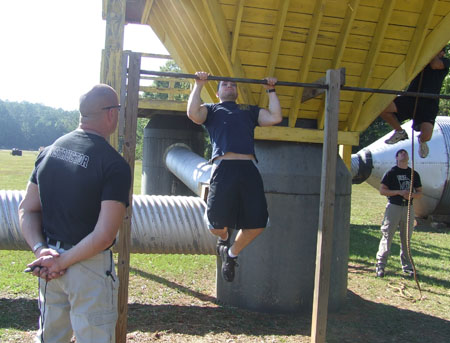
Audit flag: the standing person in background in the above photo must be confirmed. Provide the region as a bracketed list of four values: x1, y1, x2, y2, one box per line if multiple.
[380, 47, 450, 158]
[19, 84, 131, 343]
[375, 149, 422, 278]
[187, 72, 282, 282]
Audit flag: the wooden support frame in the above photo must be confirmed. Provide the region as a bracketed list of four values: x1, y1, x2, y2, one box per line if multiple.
[115, 52, 141, 343]
[348, 0, 396, 131]
[257, 0, 290, 108]
[230, 0, 245, 64]
[288, 0, 326, 128]
[311, 69, 341, 343]
[317, 0, 360, 130]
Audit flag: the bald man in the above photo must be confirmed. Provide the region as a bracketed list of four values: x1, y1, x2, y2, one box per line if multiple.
[19, 84, 131, 343]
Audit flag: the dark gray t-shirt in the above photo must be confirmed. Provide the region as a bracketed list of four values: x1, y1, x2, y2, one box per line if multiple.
[30, 130, 131, 245]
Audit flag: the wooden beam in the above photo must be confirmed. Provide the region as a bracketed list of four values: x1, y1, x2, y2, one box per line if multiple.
[356, 10, 450, 132]
[151, 2, 204, 86]
[231, 0, 245, 64]
[140, 0, 155, 24]
[101, 0, 126, 149]
[348, 0, 396, 131]
[339, 144, 353, 171]
[173, 0, 231, 100]
[405, 0, 438, 77]
[138, 99, 188, 112]
[199, 0, 255, 104]
[311, 69, 341, 343]
[302, 68, 345, 103]
[147, 6, 190, 77]
[254, 126, 359, 146]
[288, 0, 326, 127]
[257, 0, 290, 109]
[115, 52, 140, 343]
[317, 0, 360, 130]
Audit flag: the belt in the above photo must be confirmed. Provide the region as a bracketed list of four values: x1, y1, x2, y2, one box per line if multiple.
[47, 238, 73, 250]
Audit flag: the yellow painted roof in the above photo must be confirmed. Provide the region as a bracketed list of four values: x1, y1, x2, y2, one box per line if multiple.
[125, 0, 450, 139]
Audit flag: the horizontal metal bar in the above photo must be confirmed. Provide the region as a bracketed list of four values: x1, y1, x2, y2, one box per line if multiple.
[138, 69, 450, 100]
[139, 70, 329, 89]
[341, 85, 450, 100]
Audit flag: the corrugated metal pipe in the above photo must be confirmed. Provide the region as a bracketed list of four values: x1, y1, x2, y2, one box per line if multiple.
[164, 143, 212, 196]
[0, 190, 216, 254]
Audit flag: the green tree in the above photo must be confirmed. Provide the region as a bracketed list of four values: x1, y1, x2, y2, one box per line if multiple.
[142, 60, 190, 101]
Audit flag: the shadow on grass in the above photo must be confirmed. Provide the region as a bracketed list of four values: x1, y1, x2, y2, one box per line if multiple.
[130, 266, 217, 303]
[1, 290, 449, 343]
[350, 224, 450, 289]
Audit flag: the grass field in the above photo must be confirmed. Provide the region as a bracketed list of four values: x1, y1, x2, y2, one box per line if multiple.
[0, 149, 449, 342]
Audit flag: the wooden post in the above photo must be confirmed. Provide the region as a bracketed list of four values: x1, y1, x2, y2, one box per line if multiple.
[311, 69, 341, 343]
[101, 0, 126, 148]
[115, 52, 141, 343]
[339, 144, 352, 171]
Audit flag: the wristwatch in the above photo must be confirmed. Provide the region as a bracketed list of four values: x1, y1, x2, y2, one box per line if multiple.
[266, 89, 276, 93]
[32, 242, 47, 253]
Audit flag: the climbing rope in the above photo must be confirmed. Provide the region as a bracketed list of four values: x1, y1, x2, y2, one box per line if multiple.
[405, 70, 424, 300]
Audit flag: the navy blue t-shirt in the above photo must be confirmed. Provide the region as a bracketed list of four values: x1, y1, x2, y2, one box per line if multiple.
[30, 130, 132, 245]
[203, 101, 260, 161]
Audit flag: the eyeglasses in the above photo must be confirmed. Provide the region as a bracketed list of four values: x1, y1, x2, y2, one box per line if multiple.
[102, 104, 121, 110]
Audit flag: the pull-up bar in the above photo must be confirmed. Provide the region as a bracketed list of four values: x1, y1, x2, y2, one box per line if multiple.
[139, 70, 450, 100]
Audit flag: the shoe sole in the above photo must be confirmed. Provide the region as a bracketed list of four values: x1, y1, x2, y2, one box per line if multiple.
[385, 136, 408, 144]
[419, 144, 429, 158]
[219, 246, 235, 282]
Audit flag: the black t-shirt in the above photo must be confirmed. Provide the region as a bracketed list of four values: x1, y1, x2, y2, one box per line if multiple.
[405, 57, 450, 112]
[408, 57, 450, 94]
[203, 101, 260, 161]
[381, 166, 422, 206]
[30, 130, 131, 245]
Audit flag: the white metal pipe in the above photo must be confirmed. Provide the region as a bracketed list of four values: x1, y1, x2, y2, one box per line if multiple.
[164, 143, 212, 196]
[0, 190, 216, 254]
[351, 116, 450, 218]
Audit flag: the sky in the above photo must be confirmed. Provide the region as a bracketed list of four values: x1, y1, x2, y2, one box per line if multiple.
[0, 0, 169, 111]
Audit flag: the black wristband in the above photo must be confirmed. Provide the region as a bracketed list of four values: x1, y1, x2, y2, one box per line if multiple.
[266, 89, 276, 93]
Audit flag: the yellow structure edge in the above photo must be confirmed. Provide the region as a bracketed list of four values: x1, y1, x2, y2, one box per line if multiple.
[255, 126, 359, 146]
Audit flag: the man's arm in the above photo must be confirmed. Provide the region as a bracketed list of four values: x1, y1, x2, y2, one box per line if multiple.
[27, 200, 126, 274]
[429, 55, 445, 70]
[379, 183, 408, 198]
[19, 182, 62, 278]
[411, 186, 423, 199]
[19, 182, 45, 255]
[187, 71, 209, 125]
[258, 77, 283, 127]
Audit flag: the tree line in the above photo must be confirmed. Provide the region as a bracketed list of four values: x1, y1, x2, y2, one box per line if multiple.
[0, 100, 79, 151]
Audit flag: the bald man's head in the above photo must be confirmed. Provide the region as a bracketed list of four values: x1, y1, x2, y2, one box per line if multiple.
[79, 84, 119, 117]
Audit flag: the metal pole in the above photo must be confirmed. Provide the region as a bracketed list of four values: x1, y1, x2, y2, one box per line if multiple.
[137, 69, 450, 100]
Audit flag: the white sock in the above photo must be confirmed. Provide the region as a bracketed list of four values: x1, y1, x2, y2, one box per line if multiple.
[228, 247, 238, 258]
[220, 232, 228, 241]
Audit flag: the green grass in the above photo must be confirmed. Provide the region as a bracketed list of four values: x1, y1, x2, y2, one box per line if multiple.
[0, 149, 449, 342]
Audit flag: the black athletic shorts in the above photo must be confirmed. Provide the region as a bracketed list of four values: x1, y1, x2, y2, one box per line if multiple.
[206, 159, 268, 230]
[393, 96, 438, 131]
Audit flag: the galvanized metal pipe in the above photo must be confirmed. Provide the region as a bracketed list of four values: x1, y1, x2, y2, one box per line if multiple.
[164, 143, 212, 196]
[0, 190, 216, 254]
[350, 116, 450, 218]
[139, 70, 450, 99]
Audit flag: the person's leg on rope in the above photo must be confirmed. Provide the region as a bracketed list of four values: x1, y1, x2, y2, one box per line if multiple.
[376, 203, 402, 277]
[417, 122, 434, 158]
[381, 100, 409, 144]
